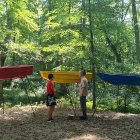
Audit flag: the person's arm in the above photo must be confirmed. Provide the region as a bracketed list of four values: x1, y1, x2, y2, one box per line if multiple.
[80, 87, 85, 96]
[45, 83, 48, 93]
[79, 80, 86, 96]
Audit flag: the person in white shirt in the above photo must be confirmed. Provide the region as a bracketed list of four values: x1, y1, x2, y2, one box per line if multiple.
[79, 70, 88, 120]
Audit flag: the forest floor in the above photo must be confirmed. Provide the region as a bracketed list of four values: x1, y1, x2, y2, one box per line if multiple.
[0, 105, 140, 140]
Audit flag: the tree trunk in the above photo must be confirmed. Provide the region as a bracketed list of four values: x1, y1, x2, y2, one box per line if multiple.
[0, 59, 3, 106]
[0, 1, 13, 107]
[81, 0, 86, 29]
[132, 0, 140, 62]
[105, 33, 122, 63]
[88, 0, 96, 109]
[0, 51, 6, 107]
[0, 43, 7, 107]
[0, 80, 3, 107]
[48, 0, 52, 11]
[122, 1, 131, 22]
[121, 0, 124, 21]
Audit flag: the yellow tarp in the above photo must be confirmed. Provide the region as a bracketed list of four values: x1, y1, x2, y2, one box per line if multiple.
[40, 71, 93, 83]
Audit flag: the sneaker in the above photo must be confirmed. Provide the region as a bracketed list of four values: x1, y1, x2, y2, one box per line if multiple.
[79, 116, 87, 120]
[47, 118, 54, 122]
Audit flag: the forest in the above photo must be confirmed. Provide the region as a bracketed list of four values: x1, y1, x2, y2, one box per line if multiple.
[0, 0, 140, 139]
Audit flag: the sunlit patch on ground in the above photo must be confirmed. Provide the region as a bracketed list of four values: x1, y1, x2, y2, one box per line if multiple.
[63, 134, 111, 140]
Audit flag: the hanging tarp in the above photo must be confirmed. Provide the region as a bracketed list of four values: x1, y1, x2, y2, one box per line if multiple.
[97, 73, 140, 86]
[0, 65, 33, 80]
[40, 71, 93, 83]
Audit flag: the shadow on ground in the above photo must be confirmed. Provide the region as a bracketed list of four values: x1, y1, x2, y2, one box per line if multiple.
[0, 105, 140, 140]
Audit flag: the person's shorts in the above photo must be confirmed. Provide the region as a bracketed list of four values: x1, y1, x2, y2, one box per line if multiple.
[46, 94, 56, 106]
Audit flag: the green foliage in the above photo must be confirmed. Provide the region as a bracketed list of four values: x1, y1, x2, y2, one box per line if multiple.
[94, 83, 140, 114]
[7, 43, 42, 62]
[0, 0, 140, 114]
[57, 97, 70, 106]
[128, 103, 140, 114]
[3, 87, 46, 107]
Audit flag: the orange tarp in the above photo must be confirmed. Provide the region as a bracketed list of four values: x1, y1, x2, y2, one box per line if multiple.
[40, 71, 93, 83]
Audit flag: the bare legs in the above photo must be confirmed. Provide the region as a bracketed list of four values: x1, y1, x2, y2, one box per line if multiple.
[48, 105, 55, 119]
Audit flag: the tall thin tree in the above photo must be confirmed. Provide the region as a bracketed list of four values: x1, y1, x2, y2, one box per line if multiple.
[88, 0, 96, 109]
[132, 0, 140, 62]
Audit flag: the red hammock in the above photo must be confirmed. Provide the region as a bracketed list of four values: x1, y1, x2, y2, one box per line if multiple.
[0, 65, 33, 80]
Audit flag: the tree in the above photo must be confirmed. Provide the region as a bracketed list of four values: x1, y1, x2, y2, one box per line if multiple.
[131, 0, 140, 62]
[87, 0, 96, 109]
[0, 43, 7, 107]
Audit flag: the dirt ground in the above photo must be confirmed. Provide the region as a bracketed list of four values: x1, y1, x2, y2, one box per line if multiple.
[0, 105, 140, 140]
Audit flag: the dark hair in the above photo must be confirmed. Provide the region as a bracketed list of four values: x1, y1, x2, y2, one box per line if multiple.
[80, 70, 86, 76]
[48, 74, 54, 79]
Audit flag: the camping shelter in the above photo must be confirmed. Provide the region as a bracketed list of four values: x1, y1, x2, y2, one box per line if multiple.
[97, 73, 140, 86]
[0, 65, 35, 115]
[40, 71, 93, 116]
[40, 71, 93, 83]
[97, 73, 140, 112]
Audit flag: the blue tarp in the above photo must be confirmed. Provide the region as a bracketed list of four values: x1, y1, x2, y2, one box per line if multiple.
[97, 73, 140, 86]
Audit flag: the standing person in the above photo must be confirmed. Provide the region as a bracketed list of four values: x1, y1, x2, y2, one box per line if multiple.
[46, 74, 56, 122]
[79, 70, 88, 120]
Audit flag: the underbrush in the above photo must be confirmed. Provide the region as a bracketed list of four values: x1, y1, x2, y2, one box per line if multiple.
[1, 88, 140, 114]
[2, 87, 46, 108]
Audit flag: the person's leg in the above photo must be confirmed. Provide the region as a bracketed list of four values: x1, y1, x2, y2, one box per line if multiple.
[80, 96, 83, 112]
[82, 96, 87, 118]
[47, 94, 56, 121]
[48, 105, 55, 119]
[80, 96, 87, 119]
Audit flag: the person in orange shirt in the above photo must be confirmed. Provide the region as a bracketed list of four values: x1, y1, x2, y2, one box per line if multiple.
[46, 74, 56, 122]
